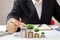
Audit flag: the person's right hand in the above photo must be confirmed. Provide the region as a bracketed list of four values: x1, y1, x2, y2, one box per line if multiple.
[6, 18, 20, 33]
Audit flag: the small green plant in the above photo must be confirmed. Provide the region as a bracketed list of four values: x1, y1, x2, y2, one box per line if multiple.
[41, 32, 45, 35]
[34, 28, 40, 32]
[27, 24, 34, 30]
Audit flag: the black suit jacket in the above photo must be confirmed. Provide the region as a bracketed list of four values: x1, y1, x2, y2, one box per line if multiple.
[7, 0, 60, 25]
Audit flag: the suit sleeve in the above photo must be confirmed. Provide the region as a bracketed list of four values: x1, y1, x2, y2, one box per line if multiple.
[6, 0, 22, 23]
[53, 0, 60, 22]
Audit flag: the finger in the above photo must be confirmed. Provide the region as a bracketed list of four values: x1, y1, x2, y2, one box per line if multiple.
[6, 23, 18, 33]
[6, 25, 16, 33]
[7, 22, 18, 29]
[10, 18, 20, 26]
[19, 22, 26, 27]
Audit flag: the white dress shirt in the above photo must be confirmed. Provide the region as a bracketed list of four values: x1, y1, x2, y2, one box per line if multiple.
[32, 0, 42, 19]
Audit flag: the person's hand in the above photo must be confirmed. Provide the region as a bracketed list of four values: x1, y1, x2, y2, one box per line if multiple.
[6, 18, 20, 33]
[6, 18, 26, 33]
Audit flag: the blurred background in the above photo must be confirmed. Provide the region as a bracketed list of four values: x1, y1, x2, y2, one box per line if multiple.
[0, 0, 14, 25]
[0, 0, 60, 25]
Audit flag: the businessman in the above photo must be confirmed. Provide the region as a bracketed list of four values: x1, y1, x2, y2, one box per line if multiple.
[6, 0, 60, 33]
